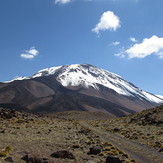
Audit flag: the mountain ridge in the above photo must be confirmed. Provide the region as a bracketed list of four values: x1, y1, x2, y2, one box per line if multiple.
[4, 64, 163, 103]
[0, 64, 162, 116]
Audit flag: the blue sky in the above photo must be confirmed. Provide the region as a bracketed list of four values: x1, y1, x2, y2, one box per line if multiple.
[0, 0, 163, 95]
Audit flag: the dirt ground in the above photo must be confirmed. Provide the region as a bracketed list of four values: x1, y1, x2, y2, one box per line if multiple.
[0, 107, 162, 163]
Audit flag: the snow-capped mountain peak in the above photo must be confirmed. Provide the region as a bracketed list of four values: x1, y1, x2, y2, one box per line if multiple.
[29, 64, 163, 103]
[5, 64, 163, 104]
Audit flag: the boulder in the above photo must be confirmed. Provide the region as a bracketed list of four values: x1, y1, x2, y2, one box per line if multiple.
[50, 150, 75, 159]
[87, 146, 101, 155]
[22, 153, 55, 163]
[113, 128, 121, 132]
[106, 156, 122, 163]
[4, 157, 14, 162]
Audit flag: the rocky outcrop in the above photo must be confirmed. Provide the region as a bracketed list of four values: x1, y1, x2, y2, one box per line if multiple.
[22, 153, 55, 163]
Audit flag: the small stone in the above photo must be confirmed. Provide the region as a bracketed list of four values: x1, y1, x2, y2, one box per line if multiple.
[37, 131, 41, 134]
[0, 129, 6, 133]
[72, 144, 80, 148]
[159, 147, 163, 152]
[122, 153, 129, 158]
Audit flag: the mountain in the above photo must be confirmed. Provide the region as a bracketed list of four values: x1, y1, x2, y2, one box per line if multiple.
[0, 64, 162, 116]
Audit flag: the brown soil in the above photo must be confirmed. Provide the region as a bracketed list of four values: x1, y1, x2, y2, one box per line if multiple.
[0, 106, 163, 163]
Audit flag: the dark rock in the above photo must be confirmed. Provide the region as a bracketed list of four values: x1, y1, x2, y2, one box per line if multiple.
[0, 129, 6, 133]
[106, 156, 122, 163]
[37, 131, 41, 134]
[87, 147, 101, 155]
[122, 154, 129, 158]
[148, 118, 156, 124]
[113, 128, 120, 132]
[22, 153, 55, 163]
[129, 118, 137, 123]
[144, 114, 150, 120]
[4, 157, 14, 162]
[0, 108, 16, 119]
[131, 133, 138, 140]
[157, 120, 163, 125]
[50, 150, 75, 159]
[78, 129, 89, 134]
[154, 141, 161, 148]
[72, 144, 80, 148]
[159, 147, 163, 152]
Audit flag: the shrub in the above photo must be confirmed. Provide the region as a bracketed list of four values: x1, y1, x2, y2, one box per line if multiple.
[0, 146, 12, 157]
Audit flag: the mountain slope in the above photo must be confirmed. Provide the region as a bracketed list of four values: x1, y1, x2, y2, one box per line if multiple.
[0, 64, 162, 116]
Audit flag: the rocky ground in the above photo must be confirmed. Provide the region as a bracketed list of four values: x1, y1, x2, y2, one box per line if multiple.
[88, 105, 163, 153]
[0, 106, 163, 163]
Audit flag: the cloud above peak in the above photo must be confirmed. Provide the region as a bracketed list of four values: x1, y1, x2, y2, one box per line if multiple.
[115, 35, 163, 59]
[92, 11, 120, 34]
[20, 47, 39, 59]
[55, 0, 72, 4]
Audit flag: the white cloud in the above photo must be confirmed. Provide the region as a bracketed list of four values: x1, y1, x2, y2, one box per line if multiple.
[115, 35, 163, 59]
[55, 0, 72, 4]
[129, 37, 137, 42]
[20, 54, 35, 59]
[112, 41, 120, 46]
[114, 47, 125, 58]
[28, 47, 38, 56]
[20, 47, 39, 60]
[92, 11, 120, 34]
[114, 53, 125, 58]
[158, 52, 163, 59]
[127, 35, 163, 59]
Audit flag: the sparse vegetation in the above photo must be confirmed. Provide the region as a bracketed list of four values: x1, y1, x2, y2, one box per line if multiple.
[88, 105, 163, 152]
[0, 106, 162, 162]
[0, 146, 12, 157]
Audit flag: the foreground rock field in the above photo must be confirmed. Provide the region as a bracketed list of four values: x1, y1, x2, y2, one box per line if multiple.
[0, 107, 162, 163]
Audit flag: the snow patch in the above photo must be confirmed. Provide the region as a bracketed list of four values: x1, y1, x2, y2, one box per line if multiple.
[4, 76, 29, 83]
[156, 95, 163, 100]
